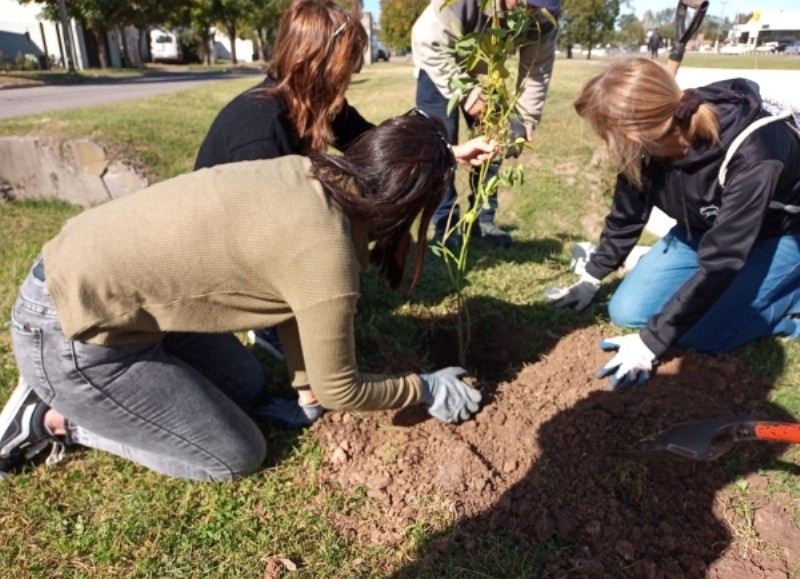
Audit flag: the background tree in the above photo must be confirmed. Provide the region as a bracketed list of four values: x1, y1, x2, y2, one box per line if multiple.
[560, 0, 620, 59]
[248, 0, 292, 62]
[380, 0, 427, 53]
[615, 12, 644, 48]
[214, 0, 253, 65]
[188, 0, 220, 65]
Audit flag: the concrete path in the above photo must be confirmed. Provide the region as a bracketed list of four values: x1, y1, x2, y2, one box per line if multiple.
[0, 68, 264, 120]
[676, 67, 800, 105]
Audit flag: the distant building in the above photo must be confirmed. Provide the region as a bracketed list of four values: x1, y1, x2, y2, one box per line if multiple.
[727, 10, 800, 49]
[0, 29, 44, 65]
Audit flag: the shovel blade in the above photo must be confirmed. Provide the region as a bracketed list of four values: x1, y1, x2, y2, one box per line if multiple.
[615, 417, 746, 461]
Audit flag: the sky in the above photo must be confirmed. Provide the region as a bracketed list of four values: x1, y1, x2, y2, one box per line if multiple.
[363, 0, 380, 18]
[362, 0, 800, 21]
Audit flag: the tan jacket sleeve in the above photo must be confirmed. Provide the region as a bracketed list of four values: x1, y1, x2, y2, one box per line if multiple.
[287, 297, 425, 411]
[411, 1, 467, 104]
[515, 21, 558, 136]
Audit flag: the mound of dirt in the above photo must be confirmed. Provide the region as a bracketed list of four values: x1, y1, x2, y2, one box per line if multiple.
[311, 326, 800, 578]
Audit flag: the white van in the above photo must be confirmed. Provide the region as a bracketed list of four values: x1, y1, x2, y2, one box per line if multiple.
[149, 29, 182, 63]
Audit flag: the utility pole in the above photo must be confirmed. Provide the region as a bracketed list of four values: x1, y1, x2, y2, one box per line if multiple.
[57, 0, 76, 73]
[714, 1, 728, 52]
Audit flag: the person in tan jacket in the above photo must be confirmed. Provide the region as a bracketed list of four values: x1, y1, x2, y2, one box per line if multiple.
[0, 113, 493, 481]
[412, 0, 559, 248]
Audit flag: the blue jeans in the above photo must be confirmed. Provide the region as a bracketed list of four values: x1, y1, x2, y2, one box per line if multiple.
[609, 226, 800, 353]
[10, 257, 266, 481]
[415, 69, 499, 231]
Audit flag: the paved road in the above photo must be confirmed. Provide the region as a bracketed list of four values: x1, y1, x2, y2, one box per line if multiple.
[3, 66, 797, 121]
[0, 68, 264, 120]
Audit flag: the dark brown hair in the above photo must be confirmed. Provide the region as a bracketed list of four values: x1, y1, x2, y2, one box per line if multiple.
[309, 115, 455, 290]
[265, 0, 367, 153]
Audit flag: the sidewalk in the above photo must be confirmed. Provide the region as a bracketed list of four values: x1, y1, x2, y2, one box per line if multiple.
[676, 67, 800, 105]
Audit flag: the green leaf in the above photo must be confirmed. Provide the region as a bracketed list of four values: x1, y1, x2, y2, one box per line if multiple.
[447, 93, 461, 116]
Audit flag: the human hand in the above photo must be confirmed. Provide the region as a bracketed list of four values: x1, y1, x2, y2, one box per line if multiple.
[543, 272, 601, 312]
[419, 367, 482, 423]
[505, 117, 528, 159]
[252, 396, 325, 429]
[596, 334, 657, 390]
[466, 91, 488, 119]
[452, 138, 499, 167]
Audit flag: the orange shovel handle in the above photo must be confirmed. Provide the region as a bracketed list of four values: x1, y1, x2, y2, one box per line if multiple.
[753, 423, 800, 444]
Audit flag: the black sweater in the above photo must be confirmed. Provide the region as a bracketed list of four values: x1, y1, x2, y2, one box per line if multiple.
[194, 77, 374, 170]
[585, 78, 800, 356]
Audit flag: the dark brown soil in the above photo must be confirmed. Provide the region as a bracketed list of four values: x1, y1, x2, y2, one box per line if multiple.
[311, 326, 800, 578]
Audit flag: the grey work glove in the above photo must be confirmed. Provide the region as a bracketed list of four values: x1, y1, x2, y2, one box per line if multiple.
[252, 396, 325, 430]
[420, 367, 482, 424]
[544, 272, 602, 312]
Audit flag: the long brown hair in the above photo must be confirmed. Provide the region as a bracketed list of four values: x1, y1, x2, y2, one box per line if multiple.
[309, 114, 456, 290]
[266, 0, 367, 153]
[573, 57, 719, 189]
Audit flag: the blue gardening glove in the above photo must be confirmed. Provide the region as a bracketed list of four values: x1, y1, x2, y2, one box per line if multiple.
[544, 272, 601, 312]
[420, 367, 482, 424]
[505, 117, 528, 159]
[596, 334, 657, 390]
[252, 396, 325, 429]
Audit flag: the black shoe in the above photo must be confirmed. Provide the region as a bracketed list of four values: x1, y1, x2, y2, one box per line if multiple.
[247, 327, 284, 360]
[474, 221, 512, 248]
[431, 227, 462, 255]
[0, 379, 56, 476]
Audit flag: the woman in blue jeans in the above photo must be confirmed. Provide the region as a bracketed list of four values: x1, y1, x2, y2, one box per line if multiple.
[0, 114, 493, 481]
[546, 58, 800, 388]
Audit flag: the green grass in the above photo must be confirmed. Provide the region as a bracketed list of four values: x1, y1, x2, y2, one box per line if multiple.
[2, 58, 800, 577]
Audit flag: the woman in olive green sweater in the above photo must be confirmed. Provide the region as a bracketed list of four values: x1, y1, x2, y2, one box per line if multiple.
[0, 113, 493, 481]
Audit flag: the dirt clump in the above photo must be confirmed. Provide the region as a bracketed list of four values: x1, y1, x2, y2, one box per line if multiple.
[311, 326, 800, 577]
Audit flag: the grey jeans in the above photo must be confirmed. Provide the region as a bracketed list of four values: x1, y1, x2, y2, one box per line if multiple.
[10, 257, 267, 481]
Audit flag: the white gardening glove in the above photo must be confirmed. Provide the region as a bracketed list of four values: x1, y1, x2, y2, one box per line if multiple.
[544, 272, 601, 312]
[596, 334, 657, 390]
[419, 367, 482, 423]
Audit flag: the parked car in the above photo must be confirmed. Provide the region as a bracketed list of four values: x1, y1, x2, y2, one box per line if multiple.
[785, 41, 800, 55]
[720, 43, 750, 55]
[756, 41, 778, 53]
[149, 29, 182, 63]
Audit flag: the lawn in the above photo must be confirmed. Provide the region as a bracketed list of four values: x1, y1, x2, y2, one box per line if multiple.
[1, 57, 800, 577]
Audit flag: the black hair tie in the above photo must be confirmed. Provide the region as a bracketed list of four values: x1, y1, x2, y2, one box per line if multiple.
[674, 89, 705, 126]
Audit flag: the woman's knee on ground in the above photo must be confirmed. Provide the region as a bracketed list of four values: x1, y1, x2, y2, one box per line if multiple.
[608, 291, 651, 328]
[205, 430, 267, 481]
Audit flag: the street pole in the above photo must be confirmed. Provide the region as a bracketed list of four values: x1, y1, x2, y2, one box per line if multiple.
[57, 0, 76, 73]
[715, 1, 728, 52]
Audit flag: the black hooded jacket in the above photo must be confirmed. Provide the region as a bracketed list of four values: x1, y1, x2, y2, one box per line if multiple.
[194, 77, 373, 170]
[585, 78, 800, 357]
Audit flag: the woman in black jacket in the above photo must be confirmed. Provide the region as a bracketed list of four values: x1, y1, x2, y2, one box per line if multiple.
[195, 0, 372, 169]
[548, 57, 800, 388]
[194, 0, 374, 424]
